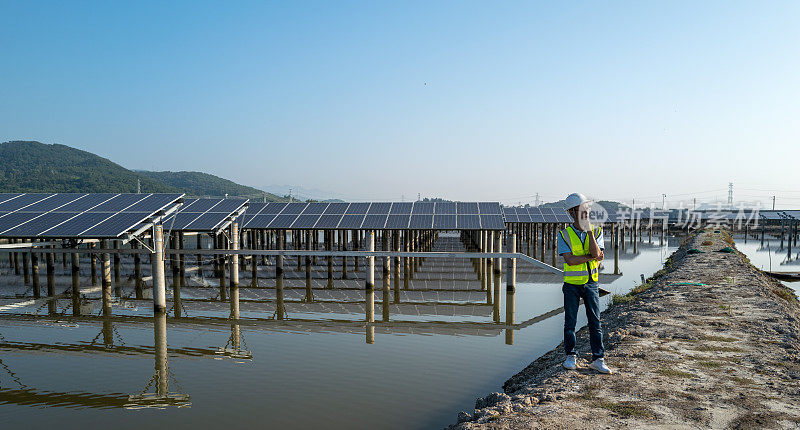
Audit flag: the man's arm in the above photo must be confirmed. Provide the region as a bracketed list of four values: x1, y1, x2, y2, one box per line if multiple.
[561, 252, 597, 266]
[586, 225, 602, 259]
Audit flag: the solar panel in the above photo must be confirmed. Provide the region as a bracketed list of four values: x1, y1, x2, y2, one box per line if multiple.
[0, 194, 53, 212]
[480, 215, 505, 230]
[362, 214, 388, 229]
[245, 213, 279, 229]
[302, 202, 329, 214]
[0, 212, 47, 234]
[207, 199, 247, 214]
[517, 209, 532, 223]
[39, 212, 115, 237]
[410, 214, 433, 229]
[81, 212, 152, 237]
[386, 214, 410, 229]
[0, 194, 21, 205]
[268, 214, 300, 229]
[457, 215, 480, 229]
[434, 201, 456, 214]
[457, 202, 478, 214]
[433, 214, 456, 229]
[186, 212, 228, 231]
[314, 214, 345, 229]
[281, 203, 307, 214]
[291, 214, 323, 229]
[87, 194, 148, 212]
[339, 214, 366, 229]
[389, 202, 412, 214]
[479, 202, 501, 214]
[19, 193, 85, 212]
[412, 202, 434, 215]
[345, 203, 370, 214]
[367, 202, 391, 215]
[126, 194, 186, 213]
[323, 202, 349, 214]
[260, 202, 287, 214]
[504, 213, 519, 223]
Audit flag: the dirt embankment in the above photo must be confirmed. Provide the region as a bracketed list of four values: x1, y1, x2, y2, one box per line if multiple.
[450, 230, 800, 429]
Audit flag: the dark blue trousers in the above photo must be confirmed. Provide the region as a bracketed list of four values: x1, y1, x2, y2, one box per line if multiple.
[563, 280, 604, 361]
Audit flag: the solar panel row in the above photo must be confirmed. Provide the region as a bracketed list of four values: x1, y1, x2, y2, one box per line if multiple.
[0, 193, 184, 238]
[162, 198, 248, 232]
[238, 202, 504, 230]
[501, 206, 573, 223]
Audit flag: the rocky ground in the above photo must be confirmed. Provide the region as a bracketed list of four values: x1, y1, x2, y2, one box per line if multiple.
[450, 230, 800, 429]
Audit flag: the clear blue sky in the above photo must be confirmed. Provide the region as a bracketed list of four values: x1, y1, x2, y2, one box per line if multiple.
[1, 1, 798, 207]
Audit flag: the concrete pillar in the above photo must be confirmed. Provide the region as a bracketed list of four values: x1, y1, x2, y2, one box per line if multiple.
[479, 231, 486, 289]
[197, 233, 204, 277]
[171, 235, 181, 317]
[342, 230, 348, 279]
[46, 248, 56, 315]
[152, 224, 167, 314]
[179, 232, 186, 288]
[326, 230, 333, 289]
[71, 250, 80, 316]
[218, 233, 227, 301]
[365, 231, 375, 323]
[382, 231, 390, 321]
[90, 243, 97, 286]
[403, 230, 410, 290]
[506, 233, 516, 345]
[614, 224, 621, 275]
[31, 249, 40, 298]
[133, 241, 143, 299]
[113, 241, 121, 283]
[22, 243, 29, 284]
[486, 231, 493, 305]
[353, 229, 360, 272]
[101, 240, 112, 316]
[276, 230, 285, 320]
[251, 231, 259, 287]
[230, 223, 240, 319]
[393, 230, 400, 303]
[493, 231, 502, 323]
[305, 229, 312, 302]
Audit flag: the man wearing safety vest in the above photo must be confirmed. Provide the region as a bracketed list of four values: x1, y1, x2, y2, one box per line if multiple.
[557, 193, 612, 374]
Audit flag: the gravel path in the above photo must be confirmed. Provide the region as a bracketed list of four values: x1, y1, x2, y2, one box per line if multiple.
[450, 230, 800, 429]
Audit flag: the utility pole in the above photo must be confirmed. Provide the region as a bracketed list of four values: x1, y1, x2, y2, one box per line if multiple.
[136, 178, 141, 194]
[289, 188, 293, 203]
[662, 194, 666, 210]
[728, 182, 733, 208]
[535, 193, 540, 207]
[417, 193, 421, 201]
[773, 196, 776, 210]
[693, 198, 696, 211]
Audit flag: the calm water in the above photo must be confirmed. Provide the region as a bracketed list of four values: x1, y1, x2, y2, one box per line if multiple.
[733, 233, 800, 294]
[0, 233, 677, 429]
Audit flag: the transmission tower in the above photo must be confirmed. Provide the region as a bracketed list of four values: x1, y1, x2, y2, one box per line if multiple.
[727, 182, 733, 207]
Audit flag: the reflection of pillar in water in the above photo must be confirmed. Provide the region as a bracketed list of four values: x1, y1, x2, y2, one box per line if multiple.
[506, 234, 516, 345]
[71, 251, 81, 316]
[366, 324, 374, 345]
[154, 312, 168, 397]
[276, 230, 285, 320]
[493, 232, 502, 323]
[101, 240, 112, 316]
[365, 231, 375, 324]
[231, 323, 241, 350]
[102, 317, 114, 348]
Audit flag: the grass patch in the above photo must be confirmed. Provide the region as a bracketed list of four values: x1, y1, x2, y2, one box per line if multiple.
[772, 287, 799, 304]
[610, 281, 653, 306]
[727, 376, 754, 385]
[694, 345, 743, 353]
[590, 400, 655, 419]
[697, 360, 725, 368]
[701, 335, 738, 342]
[657, 368, 695, 378]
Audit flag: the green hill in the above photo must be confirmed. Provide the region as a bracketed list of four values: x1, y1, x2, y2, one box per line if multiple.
[0, 141, 286, 200]
[137, 170, 285, 201]
[0, 140, 176, 193]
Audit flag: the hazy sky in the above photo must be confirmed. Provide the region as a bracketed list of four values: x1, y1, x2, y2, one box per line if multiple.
[1, 1, 798, 207]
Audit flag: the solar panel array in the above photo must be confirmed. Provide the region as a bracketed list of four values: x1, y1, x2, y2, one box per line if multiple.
[239, 202, 504, 230]
[501, 206, 572, 223]
[162, 198, 248, 232]
[0, 193, 184, 238]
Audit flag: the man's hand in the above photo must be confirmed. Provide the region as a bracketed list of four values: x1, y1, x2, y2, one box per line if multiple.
[595, 250, 604, 262]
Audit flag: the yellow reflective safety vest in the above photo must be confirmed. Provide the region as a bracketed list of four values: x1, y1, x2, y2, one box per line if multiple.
[560, 224, 601, 285]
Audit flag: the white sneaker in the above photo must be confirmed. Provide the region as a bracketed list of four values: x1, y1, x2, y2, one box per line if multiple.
[588, 358, 612, 374]
[563, 355, 577, 370]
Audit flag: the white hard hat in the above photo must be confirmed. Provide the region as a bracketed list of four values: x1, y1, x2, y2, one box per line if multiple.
[564, 193, 589, 210]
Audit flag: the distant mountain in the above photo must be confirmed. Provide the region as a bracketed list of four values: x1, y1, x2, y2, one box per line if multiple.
[137, 171, 285, 201]
[261, 184, 345, 202]
[0, 140, 287, 200]
[0, 140, 176, 193]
